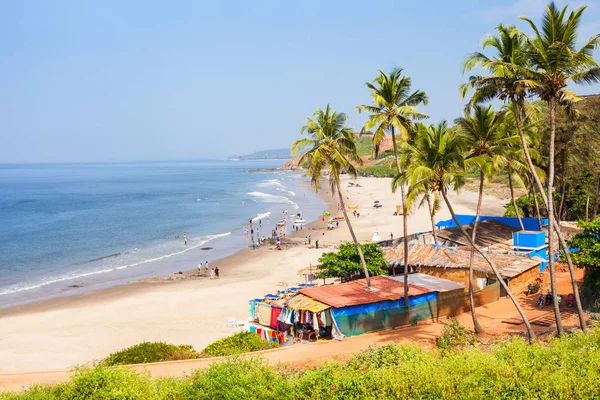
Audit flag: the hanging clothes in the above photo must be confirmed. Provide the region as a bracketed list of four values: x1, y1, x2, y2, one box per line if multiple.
[270, 306, 282, 329]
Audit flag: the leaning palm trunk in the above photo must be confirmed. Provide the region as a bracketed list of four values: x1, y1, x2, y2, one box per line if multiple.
[391, 126, 410, 307]
[512, 101, 585, 332]
[559, 182, 567, 221]
[546, 97, 564, 336]
[441, 187, 535, 342]
[508, 166, 525, 230]
[531, 181, 543, 230]
[468, 171, 485, 334]
[336, 180, 371, 288]
[426, 196, 438, 244]
[585, 195, 590, 222]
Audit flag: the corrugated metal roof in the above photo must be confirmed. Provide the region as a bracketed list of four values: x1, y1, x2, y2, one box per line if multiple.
[384, 273, 465, 291]
[299, 276, 434, 308]
[384, 244, 540, 278]
[436, 220, 518, 248]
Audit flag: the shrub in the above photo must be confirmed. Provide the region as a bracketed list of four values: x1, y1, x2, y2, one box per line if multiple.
[200, 331, 279, 357]
[102, 342, 201, 366]
[358, 165, 396, 177]
[436, 318, 476, 351]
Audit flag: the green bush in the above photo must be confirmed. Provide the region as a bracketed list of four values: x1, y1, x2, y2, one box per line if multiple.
[102, 342, 201, 366]
[436, 318, 477, 351]
[6, 329, 600, 399]
[358, 165, 396, 177]
[201, 331, 279, 357]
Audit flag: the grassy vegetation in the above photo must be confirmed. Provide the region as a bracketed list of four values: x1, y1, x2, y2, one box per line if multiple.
[201, 331, 279, 357]
[6, 327, 600, 399]
[101, 332, 278, 367]
[102, 342, 201, 366]
[358, 165, 396, 177]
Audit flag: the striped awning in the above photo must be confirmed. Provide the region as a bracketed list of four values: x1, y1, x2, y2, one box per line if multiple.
[286, 293, 330, 313]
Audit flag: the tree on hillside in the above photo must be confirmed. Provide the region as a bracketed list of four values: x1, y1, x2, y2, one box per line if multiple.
[565, 218, 600, 312]
[291, 105, 372, 289]
[357, 68, 428, 304]
[516, 2, 600, 335]
[398, 121, 536, 342]
[460, 11, 595, 332]
[316, 243, 387, 281]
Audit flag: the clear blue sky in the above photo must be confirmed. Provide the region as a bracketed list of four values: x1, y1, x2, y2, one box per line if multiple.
[1, 0, 599, 163]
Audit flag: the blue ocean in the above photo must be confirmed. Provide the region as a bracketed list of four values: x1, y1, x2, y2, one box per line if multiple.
[0, 160, 325, 308]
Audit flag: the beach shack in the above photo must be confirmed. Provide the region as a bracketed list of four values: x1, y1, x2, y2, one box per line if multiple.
[298, 276, 437, 337]
[385, 244, 542, 297]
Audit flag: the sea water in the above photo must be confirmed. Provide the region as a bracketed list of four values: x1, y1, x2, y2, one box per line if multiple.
[0, 160, 325, 308]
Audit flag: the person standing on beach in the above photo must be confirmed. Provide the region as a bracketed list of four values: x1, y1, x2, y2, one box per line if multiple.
[198, 262, 203, 273]
[183, 233, 187, 245]
[307, 235, 312, 245]
[205, 261, 209, 271]
[215, 266, 219, 279]
[390, 233, 394, 241]
[210, 268, 215, 280]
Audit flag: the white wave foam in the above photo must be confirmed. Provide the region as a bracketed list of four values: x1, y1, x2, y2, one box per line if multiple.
[0, 232, 232, 297]
[277, 187, 296, 197]
[247, 191, 297, 206]
[252, 212, 271, 222]
[256, 179, 284, 189]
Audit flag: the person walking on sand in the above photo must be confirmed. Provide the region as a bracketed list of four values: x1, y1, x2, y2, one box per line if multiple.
[215, 266, 219, 279]
[183, 233, 187, 245]
[307, 235, 312, 246]
[210, 267, 215, 280]
[205, 261, 209, 271]
[390, 233, 394, 241]
[198, 262, 203, 273]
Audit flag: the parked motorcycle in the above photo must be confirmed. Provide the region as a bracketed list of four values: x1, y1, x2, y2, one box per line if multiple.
[537, 294, 545, 309]
[527, 283, 540, 295]
[545, 291, 554, 306]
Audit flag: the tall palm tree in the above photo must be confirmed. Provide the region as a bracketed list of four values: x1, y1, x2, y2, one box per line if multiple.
[461, 19, 590, 332]
[517, 2, 599, 334]
[291, 105, 371, 289]
[454, 104, 510, 334]
[357, 68, 428, 303]
[399, 121, 536, 342]
[404, 182, 440, 245]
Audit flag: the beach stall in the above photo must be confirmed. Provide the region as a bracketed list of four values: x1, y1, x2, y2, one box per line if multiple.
[297, 276, 437, 337]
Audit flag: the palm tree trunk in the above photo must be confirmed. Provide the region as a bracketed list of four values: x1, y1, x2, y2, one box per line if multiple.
[441, 187, 535, 343]
[390, 126, 409, 306]
[427, 195, 438, 244]
[585, 195, 590, 222]
[558, 181, 566, 221]
[531, 180, 543, 230]
[508, 166, 525, 230]
[593, 179, 600, 220]
[547, 96, 564, 336]
[468, 171, 484, 334]
[336, 180, 371, 289]
[512, 101, 585, 331]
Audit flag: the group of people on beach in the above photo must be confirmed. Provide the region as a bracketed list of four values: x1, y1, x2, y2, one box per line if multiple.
[197, 260, 219, 279]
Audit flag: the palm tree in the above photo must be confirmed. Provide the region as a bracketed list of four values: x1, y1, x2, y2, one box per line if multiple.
[399, 121, 536, 342]
[405, 182, 440, 245]
[461, 19, 590, 332]
[517, 2, 600, 334]
[454, 104, 509, 334]
[291, 105, 371, 289]
[357, 68, 428, 303]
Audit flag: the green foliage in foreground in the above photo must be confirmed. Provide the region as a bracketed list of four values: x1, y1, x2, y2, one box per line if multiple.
[436, 318, 477, 351]
[317, 242, 387, 280]
[102, 342, 201, 366]
[201, 331, 279, 357]
[5, 328, 600, 399]
[358, 165, 396, 177]
[565, 218, 600, 311]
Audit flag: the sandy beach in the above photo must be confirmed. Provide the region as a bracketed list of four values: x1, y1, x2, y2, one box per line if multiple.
[0, 175, 508, 373]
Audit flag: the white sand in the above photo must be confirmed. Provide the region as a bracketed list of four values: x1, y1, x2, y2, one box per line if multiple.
[0, 176, 507, 373]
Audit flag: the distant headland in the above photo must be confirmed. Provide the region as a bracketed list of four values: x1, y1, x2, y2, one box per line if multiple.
[228, 148, 292, 160]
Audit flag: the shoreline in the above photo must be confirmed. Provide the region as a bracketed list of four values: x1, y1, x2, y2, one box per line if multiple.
[0, 176, 508, 372]
[0, 177, 335, 320]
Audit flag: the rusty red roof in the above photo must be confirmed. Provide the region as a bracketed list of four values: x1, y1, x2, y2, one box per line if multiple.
[299, 276, 434, 308]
